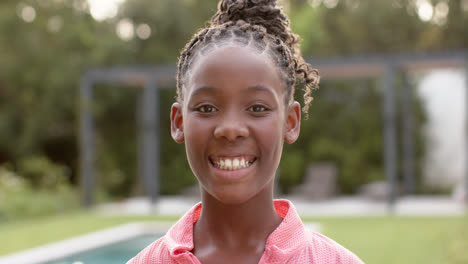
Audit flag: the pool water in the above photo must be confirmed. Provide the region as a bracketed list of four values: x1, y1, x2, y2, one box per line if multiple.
[44, 234, 161, 264]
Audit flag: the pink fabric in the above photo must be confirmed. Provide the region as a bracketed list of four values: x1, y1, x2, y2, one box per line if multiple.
[127, 200, 364, 264]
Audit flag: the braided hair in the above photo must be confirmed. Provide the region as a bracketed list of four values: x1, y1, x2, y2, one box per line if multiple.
[176, 0, 319, 114]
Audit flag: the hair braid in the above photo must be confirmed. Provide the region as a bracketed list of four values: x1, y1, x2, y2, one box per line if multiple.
[176, 0, 319, 115]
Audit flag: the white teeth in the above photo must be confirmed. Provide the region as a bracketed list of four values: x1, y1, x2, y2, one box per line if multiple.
[233, 158, 239, 170]
[225, 159, 232, 170]
[213, 157, 254, 171]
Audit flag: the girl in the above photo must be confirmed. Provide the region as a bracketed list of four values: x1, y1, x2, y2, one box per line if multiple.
[128, 0, 364, 263]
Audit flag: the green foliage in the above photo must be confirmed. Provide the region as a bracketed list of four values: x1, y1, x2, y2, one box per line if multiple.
[290, 0, 468, 57]
[92, 86, 196, 196]
[0, 159, 78, 221]
[0, 0, 131, 183]
[159, 88, 197, 194]
[0, 0, 464, 197]
[279, 151, 305, 192]
[92, 85, 139, 197]
[118, 0, 217, 63]
[17, 155, 70, 190]
[280, 78, 425, 194]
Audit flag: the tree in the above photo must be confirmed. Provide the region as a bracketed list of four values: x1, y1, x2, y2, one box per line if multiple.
[0, 0, 465, 197]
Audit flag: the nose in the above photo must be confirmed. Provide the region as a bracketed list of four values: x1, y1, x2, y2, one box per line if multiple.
[213, 113, 249, 141]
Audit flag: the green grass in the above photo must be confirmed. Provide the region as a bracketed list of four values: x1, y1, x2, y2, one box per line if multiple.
[302, 216, 468, 264]
[1, 213, 466, 264]
[0, 211, 177, 256]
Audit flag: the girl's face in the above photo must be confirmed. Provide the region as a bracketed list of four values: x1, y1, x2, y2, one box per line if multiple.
[171, 45, 301, 204]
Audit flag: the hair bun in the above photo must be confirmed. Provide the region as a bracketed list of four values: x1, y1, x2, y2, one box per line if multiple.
[211, 0, 294, 50]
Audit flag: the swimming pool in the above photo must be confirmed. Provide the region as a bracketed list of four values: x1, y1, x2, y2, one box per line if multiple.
[44, 234, 161, 264]
[0, 222, 172, 264]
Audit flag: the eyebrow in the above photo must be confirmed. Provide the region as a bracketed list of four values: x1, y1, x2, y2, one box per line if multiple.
[246, 85, 276, 97]
[190, 85, 275, 98]
[189, 86, 216, 98]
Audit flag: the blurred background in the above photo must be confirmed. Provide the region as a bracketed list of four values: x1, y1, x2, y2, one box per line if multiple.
[0, 0, 467, 263]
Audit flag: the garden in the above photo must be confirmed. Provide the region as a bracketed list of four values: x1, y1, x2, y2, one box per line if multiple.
[1, 0, 468, 263]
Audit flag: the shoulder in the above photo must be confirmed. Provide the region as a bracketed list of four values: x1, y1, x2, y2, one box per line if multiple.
[126, 236, 173, 264]
[291, 230, 365, 264]
[127, 203, 201, 264]
[268, 200, 364, 263]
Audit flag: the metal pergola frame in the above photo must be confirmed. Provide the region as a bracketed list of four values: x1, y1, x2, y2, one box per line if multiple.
[79, 66, 173, 207]
[80, 50, 468, 208]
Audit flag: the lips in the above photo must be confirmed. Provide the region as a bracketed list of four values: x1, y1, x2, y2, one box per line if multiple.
[209, 155, 256, 171]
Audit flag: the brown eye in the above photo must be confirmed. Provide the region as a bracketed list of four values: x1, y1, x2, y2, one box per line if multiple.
[198, 105, 217, 113]
[248, 105, 267, 112]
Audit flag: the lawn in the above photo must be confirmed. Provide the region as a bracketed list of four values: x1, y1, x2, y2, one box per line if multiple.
[304, 216, 468, 264]
[0, 213, 466, 264]
[0, 212, 177, 256]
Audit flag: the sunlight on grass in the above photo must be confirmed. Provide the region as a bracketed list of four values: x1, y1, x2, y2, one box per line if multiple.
[304, 216, 468, 264]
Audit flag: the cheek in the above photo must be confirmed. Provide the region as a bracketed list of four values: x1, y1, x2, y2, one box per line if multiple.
[182, 117, 217, 190]
[184, 113, 210, 137]
[183, 118, 210, 161]
[252, 115, 285, 157]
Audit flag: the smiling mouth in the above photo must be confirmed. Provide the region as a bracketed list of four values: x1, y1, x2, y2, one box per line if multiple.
[209, 156, 257, 171]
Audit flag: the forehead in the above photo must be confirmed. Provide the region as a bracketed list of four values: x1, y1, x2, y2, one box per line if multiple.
[186, 45, 284, 98]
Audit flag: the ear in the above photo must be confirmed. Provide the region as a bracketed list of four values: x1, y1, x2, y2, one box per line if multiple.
[284, 101, 301, 144]
[171, 103, 184, 143]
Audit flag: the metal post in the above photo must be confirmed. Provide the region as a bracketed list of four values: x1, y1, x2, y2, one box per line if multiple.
[382, 64, 398, 210]
[465, 58, 468, 208]
[402, 72, 415, 195]
[137, 89, 145, 196]
[80, 74, 95, 208]
[142, 77, 159, 203]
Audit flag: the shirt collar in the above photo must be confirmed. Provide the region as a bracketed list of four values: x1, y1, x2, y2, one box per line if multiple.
[165, 203, 200, 257]
[264, 200, 309, 257]
[165, 199, 308, 257]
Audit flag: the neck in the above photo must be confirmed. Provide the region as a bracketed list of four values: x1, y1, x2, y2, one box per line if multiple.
[194, 185, 282, 249]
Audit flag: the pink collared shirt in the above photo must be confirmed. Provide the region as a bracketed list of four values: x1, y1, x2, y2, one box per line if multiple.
[127, 200, 364, 264]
